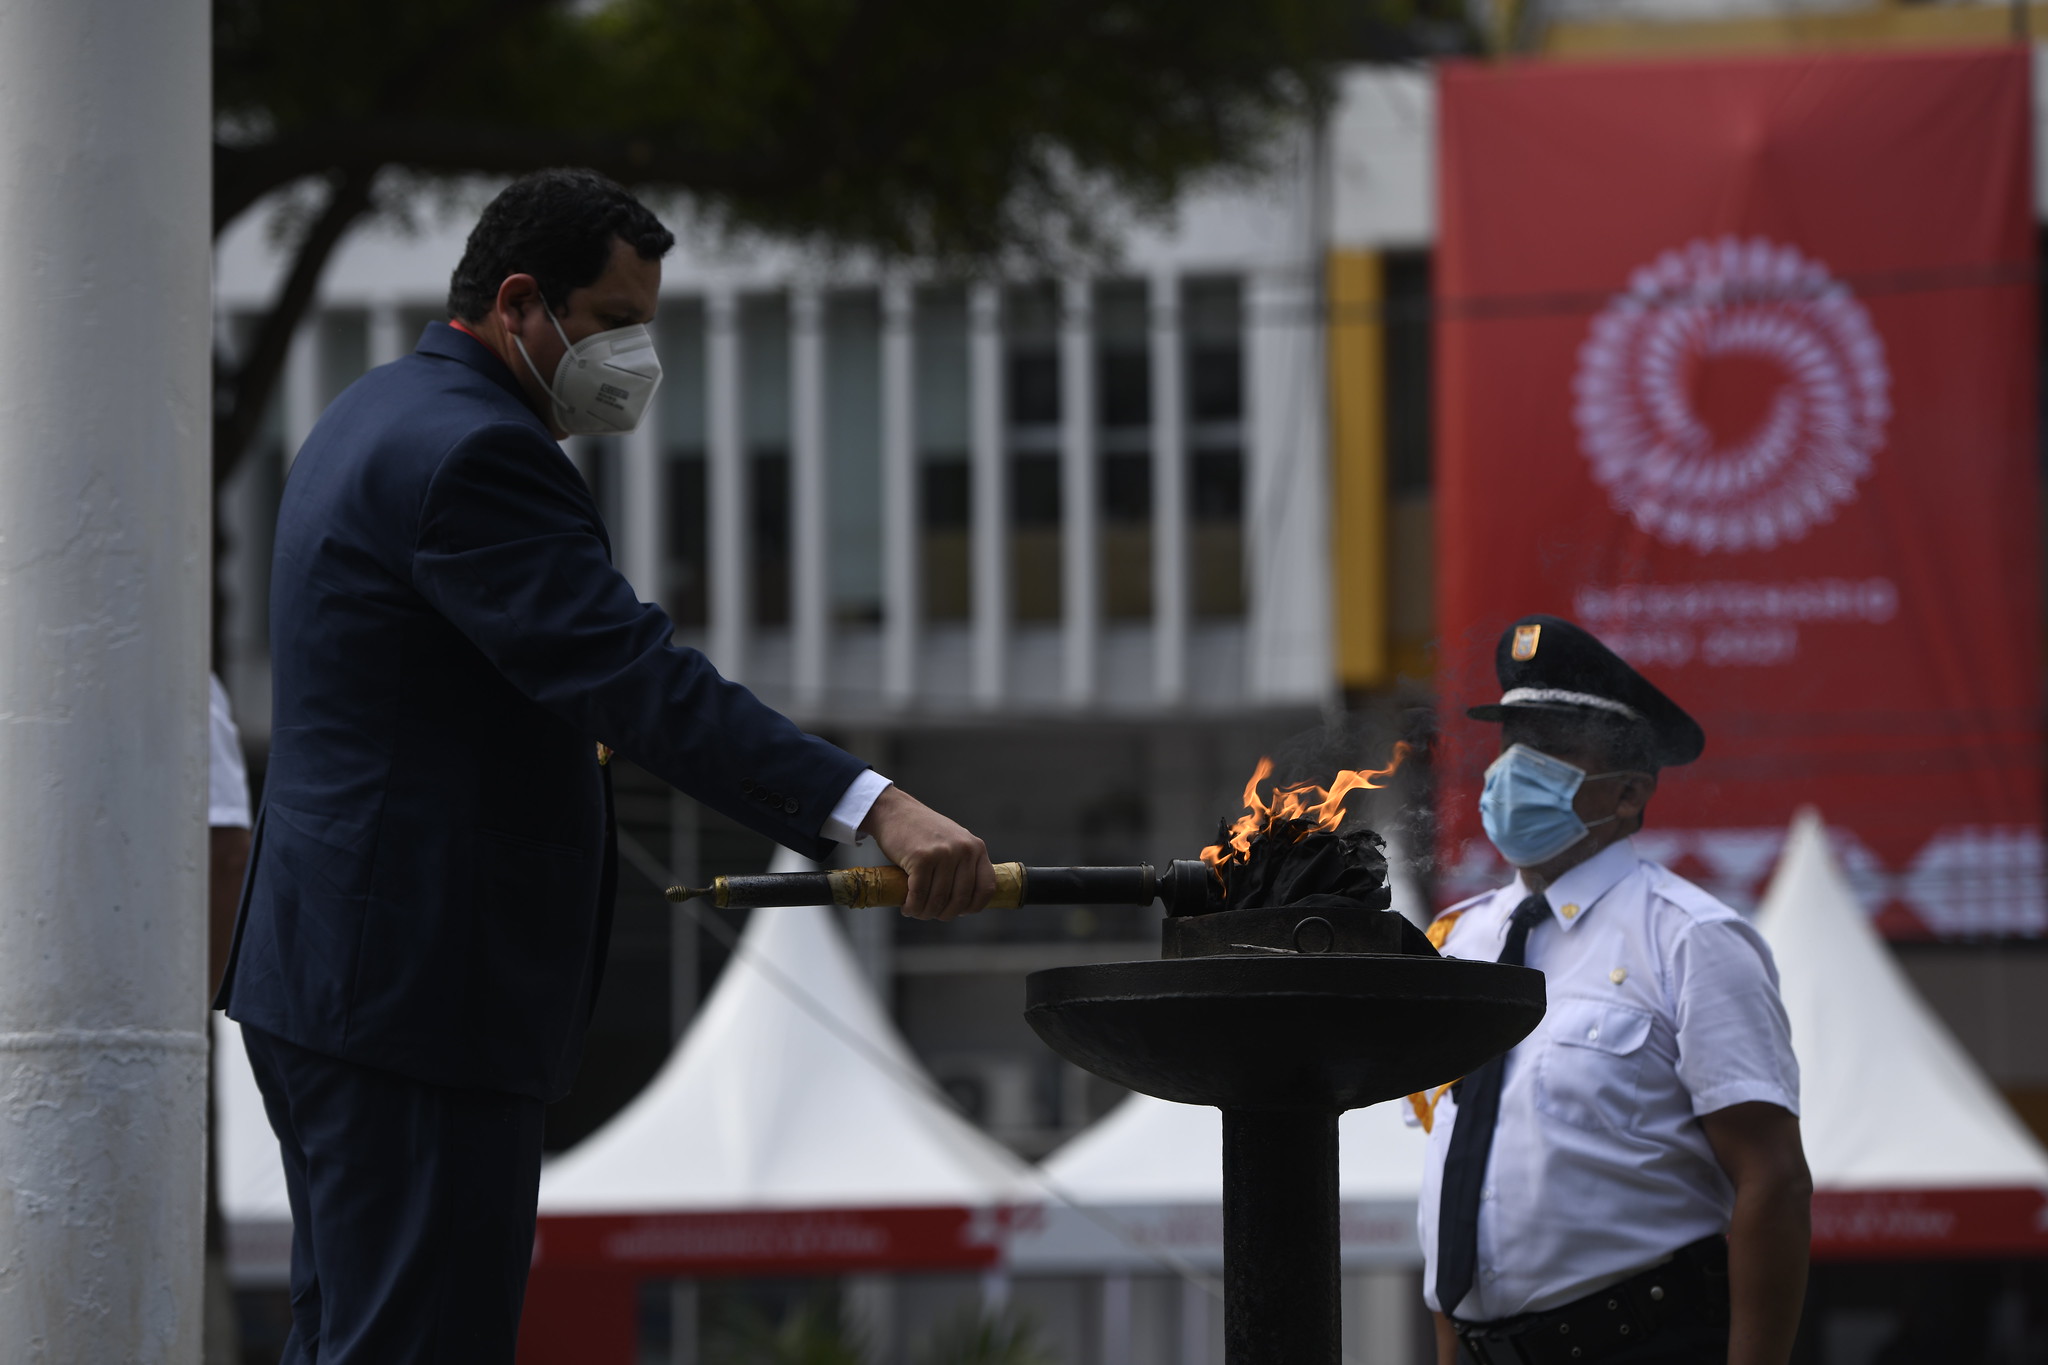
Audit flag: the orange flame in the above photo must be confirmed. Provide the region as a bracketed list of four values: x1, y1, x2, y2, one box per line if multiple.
[1199, 743, 1412, 881]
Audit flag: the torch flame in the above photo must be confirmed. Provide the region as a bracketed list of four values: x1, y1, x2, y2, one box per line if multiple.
[1199, 743, 1412, 882]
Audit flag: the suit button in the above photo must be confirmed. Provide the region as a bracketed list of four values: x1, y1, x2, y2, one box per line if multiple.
[783, 798, 800, 815]
[740, 779, 756, 794]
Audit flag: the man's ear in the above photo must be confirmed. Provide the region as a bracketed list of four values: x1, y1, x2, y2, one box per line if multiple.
[493, 273, 542, 330]
[1618, 771, 1657, 831]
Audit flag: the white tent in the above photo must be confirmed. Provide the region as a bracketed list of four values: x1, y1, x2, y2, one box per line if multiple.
[1008, 1092, 1427, 1271]
[1043, 1092, 1426, 1205]
[1755, 810, 2048, 1190]
[215, 1016, 295, 1285]
[1754, 809, 2048, 1257]
[538, 850, 1032, 1214]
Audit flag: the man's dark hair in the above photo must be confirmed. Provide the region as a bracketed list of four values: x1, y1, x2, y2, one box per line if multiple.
[447, 169, 675, 322]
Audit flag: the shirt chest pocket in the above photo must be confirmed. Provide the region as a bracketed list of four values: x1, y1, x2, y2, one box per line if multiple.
[1535, 998, 1654, 1133]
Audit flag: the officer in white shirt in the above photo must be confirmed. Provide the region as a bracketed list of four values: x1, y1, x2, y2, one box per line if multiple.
[1419, 616, 1811, 1365]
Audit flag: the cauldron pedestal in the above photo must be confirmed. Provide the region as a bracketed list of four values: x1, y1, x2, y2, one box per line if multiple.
[1026, 954, 1544, 1365]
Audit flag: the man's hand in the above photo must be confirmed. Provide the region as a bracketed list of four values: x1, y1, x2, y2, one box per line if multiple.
[860, 785, 995, 922]
[1701, 1101, 1812, 1365]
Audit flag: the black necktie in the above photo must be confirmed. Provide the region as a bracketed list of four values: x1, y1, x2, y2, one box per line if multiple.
[1434, 893, 1549, 1318]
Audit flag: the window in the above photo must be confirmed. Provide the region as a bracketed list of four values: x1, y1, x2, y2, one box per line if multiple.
[1096, 282, 1151, 621]
[658, 299, 709, 629]
[918, 288, 972, 623]
[741, 295, 791, 628]
[827, 291, 883, 625]
[1006, 286, 1063, 622]
[1184, 278, 1244, 619]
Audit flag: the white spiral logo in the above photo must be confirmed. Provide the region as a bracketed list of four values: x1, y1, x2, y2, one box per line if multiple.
[1572, 237, 1890, 554]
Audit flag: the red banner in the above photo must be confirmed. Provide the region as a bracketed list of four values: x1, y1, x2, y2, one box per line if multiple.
[1434, 49, 2043, 937]
[1810, 1187, 2048, 1260]
[531, 1205, 1008, 1276]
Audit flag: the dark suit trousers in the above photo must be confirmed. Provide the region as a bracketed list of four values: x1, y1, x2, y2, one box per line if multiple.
[241, 1025, 548, 1364]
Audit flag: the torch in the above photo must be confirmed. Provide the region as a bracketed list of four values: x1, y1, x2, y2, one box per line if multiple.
[665, 860, 1221, 918]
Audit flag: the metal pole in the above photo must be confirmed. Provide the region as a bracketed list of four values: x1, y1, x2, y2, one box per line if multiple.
[1221, 1109, 1340, 1365]
[0, 0, 211, 1358]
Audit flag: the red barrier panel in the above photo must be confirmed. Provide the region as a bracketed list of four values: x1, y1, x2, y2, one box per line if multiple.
[1811, 1187, 2048, 1260]
[516, 1205, 1009, 1361]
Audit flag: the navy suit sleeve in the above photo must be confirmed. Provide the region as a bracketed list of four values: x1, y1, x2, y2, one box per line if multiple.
[411, 420, 866, 858]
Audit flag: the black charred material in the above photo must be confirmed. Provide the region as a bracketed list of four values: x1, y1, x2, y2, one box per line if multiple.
[1212, 826, 1388, 909]
[1165, 827, 1430, 959]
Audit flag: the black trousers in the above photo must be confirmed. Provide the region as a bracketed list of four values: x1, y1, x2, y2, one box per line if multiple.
[1459, 1320, 1727, 1365]
[241, 1025, 548, 1364]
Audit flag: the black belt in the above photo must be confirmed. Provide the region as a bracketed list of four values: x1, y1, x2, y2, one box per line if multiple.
[1453, 1236, 1729, 1365]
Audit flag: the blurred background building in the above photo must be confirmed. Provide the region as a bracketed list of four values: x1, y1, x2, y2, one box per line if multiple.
[209, 0, 2048, 1359]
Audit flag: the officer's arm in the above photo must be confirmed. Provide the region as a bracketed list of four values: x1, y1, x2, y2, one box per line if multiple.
[1700, 1101, 1811, 1365]
[1432, 1311, 1459, 1365]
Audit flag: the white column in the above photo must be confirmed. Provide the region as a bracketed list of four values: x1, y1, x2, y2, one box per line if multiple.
[706, 290, 747, 680]
[1100, 1272, 1134, 1365]
[1353, 1268, 1419, 1365]
[968, 282, 1008, 707]
[1244, 267, 1332, 703]
[668, 1280, 699, 1365]
[621, 390, 664, 604]
[790, 287, 829, 711]
[1059, 276, 1098, 705]
[1150, 268, 1189, 706]
[281, 317, 323, 470]
[368, 298, 408, 367]
[880, 280, 918, 707]
[0, 2, 210, 1359]
[844, 1274, 897, 1363]
[1180, 1278, 1214, 1365]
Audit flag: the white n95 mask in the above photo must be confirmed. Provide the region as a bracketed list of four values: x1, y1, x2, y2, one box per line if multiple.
[514, 305, 663, 436]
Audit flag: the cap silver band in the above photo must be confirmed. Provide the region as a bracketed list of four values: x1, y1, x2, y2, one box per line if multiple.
[1498, 687, 1643, 722]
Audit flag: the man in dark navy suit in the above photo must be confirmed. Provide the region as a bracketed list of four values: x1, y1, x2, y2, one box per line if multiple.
[216, 169, 994, 1364]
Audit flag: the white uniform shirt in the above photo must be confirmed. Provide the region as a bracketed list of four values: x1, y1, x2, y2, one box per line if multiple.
[1417, 836, 1799, 1321]
[208, 673, 253, 829]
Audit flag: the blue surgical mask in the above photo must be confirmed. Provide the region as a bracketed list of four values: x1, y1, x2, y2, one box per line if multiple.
[1479, 744, 1627, 868]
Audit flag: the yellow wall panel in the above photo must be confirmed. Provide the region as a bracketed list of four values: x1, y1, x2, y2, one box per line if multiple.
[1327, 249, 1389, 692]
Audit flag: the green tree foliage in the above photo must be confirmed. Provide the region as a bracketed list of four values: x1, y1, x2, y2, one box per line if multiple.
[211, 0, 1459, 485]
[912, 1307, 1058, 1365]
[705, 1299, 870, 1365]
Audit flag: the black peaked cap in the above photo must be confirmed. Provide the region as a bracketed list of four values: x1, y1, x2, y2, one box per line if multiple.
[1465, 614, 1704, 767]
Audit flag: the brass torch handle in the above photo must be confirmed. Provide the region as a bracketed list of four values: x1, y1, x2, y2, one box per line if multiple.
[825, 862, 1028, 909]
[676, 861, 1030, 909]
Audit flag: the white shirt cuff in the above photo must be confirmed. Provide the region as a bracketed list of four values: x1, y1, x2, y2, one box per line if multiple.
[820, 769, 893, 846]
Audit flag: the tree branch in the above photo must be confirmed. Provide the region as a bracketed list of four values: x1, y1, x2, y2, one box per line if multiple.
[214, 166, 380, 490]
[216, 121, 755, 235]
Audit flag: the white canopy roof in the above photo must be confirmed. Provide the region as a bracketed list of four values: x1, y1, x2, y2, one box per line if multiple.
[538, 850, 1033, 1214]
[1754, 809, 2048, 1190]
[1011, 1084, 1429, 1270]
[1042, 1090, 1426, 1205]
